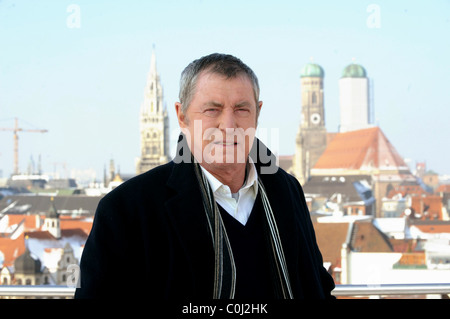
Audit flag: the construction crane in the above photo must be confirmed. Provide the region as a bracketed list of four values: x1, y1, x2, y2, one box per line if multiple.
[0, 117, 48, 175]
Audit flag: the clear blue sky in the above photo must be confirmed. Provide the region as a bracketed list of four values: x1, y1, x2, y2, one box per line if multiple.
[1, 0, 449, 181]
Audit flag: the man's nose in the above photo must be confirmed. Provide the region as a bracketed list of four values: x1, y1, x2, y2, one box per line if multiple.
[218, 109, 237, 130]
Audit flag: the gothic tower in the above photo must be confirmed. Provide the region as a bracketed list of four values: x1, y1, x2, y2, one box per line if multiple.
[136, 49, 170, 175]
[292, 62, 327, 185]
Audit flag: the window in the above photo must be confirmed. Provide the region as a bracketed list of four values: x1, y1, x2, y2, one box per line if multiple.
[312, 92, 317, 104]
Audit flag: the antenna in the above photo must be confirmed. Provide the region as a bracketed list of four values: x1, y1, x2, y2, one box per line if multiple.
[369, 78, 375, 125]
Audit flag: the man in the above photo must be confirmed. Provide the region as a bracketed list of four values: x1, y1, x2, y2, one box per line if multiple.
[75, 53, 335, 299]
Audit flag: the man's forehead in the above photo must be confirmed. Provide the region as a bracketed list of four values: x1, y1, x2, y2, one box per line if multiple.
[198, 69, 252, 85]
[196, 72, 254, 97]
[190, 70, 259, 108]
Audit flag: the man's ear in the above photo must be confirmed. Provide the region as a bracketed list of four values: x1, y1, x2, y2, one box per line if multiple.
[256, 101, 263, 124]
[175, 102, 187, 127]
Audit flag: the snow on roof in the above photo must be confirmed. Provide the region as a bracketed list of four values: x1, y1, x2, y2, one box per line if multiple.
[26, 230, 87, 269]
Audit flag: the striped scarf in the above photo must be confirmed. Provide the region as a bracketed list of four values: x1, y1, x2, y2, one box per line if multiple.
[193, 158, 293, 299]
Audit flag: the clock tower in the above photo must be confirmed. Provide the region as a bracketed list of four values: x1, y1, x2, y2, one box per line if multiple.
[292, 62, 327, 185]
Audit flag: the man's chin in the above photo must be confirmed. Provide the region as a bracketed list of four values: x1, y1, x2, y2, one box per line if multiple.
[201, 161, 247, 174]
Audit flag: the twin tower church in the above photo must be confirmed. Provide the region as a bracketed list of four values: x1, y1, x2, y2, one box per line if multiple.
[135, 51, 373, 185]
[292, 61, 373, 185]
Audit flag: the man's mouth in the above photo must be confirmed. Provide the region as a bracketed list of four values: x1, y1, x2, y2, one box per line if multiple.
[214, 141, 237, 146]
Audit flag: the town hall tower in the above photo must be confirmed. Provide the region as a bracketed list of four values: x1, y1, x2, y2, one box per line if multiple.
[136, 49, 170, 175]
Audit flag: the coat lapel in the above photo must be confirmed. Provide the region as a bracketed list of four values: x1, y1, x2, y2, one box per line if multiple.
[252, 138, 296, 251]
[164, 155, 215, 296]
[253, 139, 305, 297]
[259, 171, 298, 269]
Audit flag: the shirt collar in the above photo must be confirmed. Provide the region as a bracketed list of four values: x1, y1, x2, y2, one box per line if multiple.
[200, 159, 259, 198]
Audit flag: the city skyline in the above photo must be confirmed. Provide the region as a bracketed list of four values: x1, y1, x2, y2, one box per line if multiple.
[1, 0, 449, 181]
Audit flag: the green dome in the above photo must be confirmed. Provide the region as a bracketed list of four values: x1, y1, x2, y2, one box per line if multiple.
[341, 63, 367, 78]
[300, 63, 324, 78]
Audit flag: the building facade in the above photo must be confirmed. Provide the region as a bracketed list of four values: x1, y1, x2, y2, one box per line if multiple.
[135, 50, 170, 175]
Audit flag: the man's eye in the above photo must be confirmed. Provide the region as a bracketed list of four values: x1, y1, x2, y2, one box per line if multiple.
[235, 108, 250, 116]
[204, 109, 220, 116]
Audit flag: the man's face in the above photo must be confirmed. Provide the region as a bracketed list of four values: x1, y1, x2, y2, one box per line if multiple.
[176, 71, 262, 168]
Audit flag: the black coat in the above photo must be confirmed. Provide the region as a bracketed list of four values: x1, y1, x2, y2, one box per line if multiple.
[75, 138, 335, 300]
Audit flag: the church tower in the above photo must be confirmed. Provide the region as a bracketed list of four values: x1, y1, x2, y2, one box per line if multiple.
[42, 197, 60, 239]
[339, 62, 372, 132]
[292, 62, 328, 185]
[136, 49, 170, 175]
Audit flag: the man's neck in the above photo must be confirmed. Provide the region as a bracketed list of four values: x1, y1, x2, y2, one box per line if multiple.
[200, 162, 247, 193]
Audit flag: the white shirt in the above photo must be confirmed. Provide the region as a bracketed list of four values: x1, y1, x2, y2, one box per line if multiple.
[200, 160, 258, 226]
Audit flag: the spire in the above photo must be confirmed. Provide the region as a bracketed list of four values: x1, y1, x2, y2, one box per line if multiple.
[47, 196, 59, 219]
[150, 45, 157, 77]
[38, 154, 42, 175]
[144, 45, 160, 96]
[142, 45, 163, 115]
[43, 197, 61, 239]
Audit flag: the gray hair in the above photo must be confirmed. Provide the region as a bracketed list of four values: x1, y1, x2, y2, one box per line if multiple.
[178, 53, 260, 114]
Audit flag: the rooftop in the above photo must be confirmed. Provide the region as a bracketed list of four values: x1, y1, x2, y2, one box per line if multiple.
[0, 195, 102, 216]
[313, 127, 410, 173]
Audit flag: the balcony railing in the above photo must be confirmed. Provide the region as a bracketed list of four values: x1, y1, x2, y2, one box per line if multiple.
[333, 283, 450, 298]
[0, 283, 449, 298]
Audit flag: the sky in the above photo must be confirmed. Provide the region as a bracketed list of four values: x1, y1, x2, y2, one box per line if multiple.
[0, 0, 449, 183]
